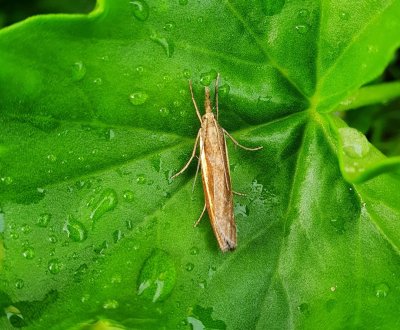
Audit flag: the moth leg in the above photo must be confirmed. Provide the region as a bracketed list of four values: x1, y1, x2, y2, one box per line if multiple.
[189, 80, 203, 122]
[223, 129, 263, 151]
[192, 144, 204, 193]
[193, 204, 207, 227]
[233, 191, 246, 196]
[215, 73, 220, 120]
[171, 130, 201, 179]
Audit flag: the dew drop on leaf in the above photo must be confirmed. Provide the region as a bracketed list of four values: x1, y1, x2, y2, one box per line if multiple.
[163, 21, 176, 31]
[48, 234, 58, 244]
[375, 283, 389, 298]
[93, 78, 103, 85]
[190, 246, 199, 255]
[339, 11, 350, 20]
[295, 24, 309, 34]
[200, 70, 217, 86]
[1, 176, 13, 185]
[103, 299, 119, 309]
[137, 249, 176, 302]
[185, 262, 194, 271]
[297, 302, 310, 315]
[15, 279, 24, 289]
[183, 69, 191, 78]
[71, 61, 86, 81]
[123, 190, 134, 202]
[22, 247, 35, 259]
[179, 0, 188, 5]
[129, 91, 149, 105]
[63, 218, 87, 242]
[339, 127, 370, 158]
[113, 229, 124, 243]
[130, 0, 150, 21]
[159, 107, 170, 117]
[218, 83, 230, 97]
[20, 224, 31, 234]
[37, 213, 51, 228]
[89, 189, 118, 222]
[48, 259, 62, 274]
[297, 9, 309, 18]
[150, 35, 175, 58]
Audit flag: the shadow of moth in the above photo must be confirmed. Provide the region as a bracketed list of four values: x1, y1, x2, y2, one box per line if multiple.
[172, 74, 263, 252]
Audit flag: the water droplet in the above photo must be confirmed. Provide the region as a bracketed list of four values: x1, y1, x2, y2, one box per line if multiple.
[20, 224, 31, 234]
[137, 249, 176, 302]
[198, 280, 207, 289]
[73, 263, 88, 282]
[297, 302, 310, 315]
[126, 219, 134, 230]
[136, 174, 147, 184]
[163, 21, 176, 31]
[63, 218, 87, 242]
[48, 259, 62, 274]
[129, 91, 149, 105]
[150, 35, 174, 58]
[123, 190, 134, 202]
[22, 247, 35, 259]
[234, 202, 249, 217]
[375, 283, 389, 298]
[197, 17, 204, 23]
[200, 70, 217, 86]
[182, 69, 191, 78]
[113, 230, 124, 243]
[10, 231, 19, 239]
[219, 84, 230, 97]
[94, 240, 108, 255]
[48, 234, 58, 243]
[72, 61, 86, 81]
[159, 107, 170, 117]
[190, 247, 199, 255]
[295, 24, 309, 34]
[89, 189, 118, 222]
[339, 127, 370, 158]
[179, 0, 188, 5]
[1, 176, 13, 185]
[339, 11, 349, 20]
[15, 279, 24, 289]
[93, 78, 103, 85]
[37, 213, 51, 227]
[103, 299, 119, 309]
[111, 273, 122, 284]
[185, 262, 194, 271]
[297, 9, 309, 18]
[81, 293, 90, 303]
[130, 0, 149, 21]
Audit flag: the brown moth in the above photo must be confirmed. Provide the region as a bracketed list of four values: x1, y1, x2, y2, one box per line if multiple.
[172, 74, 262, 252]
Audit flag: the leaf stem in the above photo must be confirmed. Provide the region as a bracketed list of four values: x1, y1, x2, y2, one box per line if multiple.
[336, 81, 400, 112]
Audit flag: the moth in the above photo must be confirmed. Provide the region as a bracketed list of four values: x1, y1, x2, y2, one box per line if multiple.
[172, 74, 262, 252]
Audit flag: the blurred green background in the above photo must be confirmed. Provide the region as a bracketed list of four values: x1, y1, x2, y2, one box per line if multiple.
[0, 0, 399, 156]
[0, 0, 95, 28]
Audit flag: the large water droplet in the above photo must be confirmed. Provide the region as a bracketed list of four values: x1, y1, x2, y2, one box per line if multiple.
[72, 61, 86, 81]
[339, 127, 370, 158]
[129, 91, 149, 105]
[22, 247, 35, 259]
[200, 70, 217, 86]
[130, 0, 150, 21]
[89, 189, 118, 222]
[185, 263, 194, 271]
[375, 283, 389, 298]
[15, 279, 24, 289]
[64, 218, 88, 242]
[48, 259, 62, 274]
[150, 35, 174, 58]
[137, 249, 176, 302]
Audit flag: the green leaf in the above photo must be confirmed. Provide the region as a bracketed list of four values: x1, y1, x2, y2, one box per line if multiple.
[1, 0, 400, 329]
